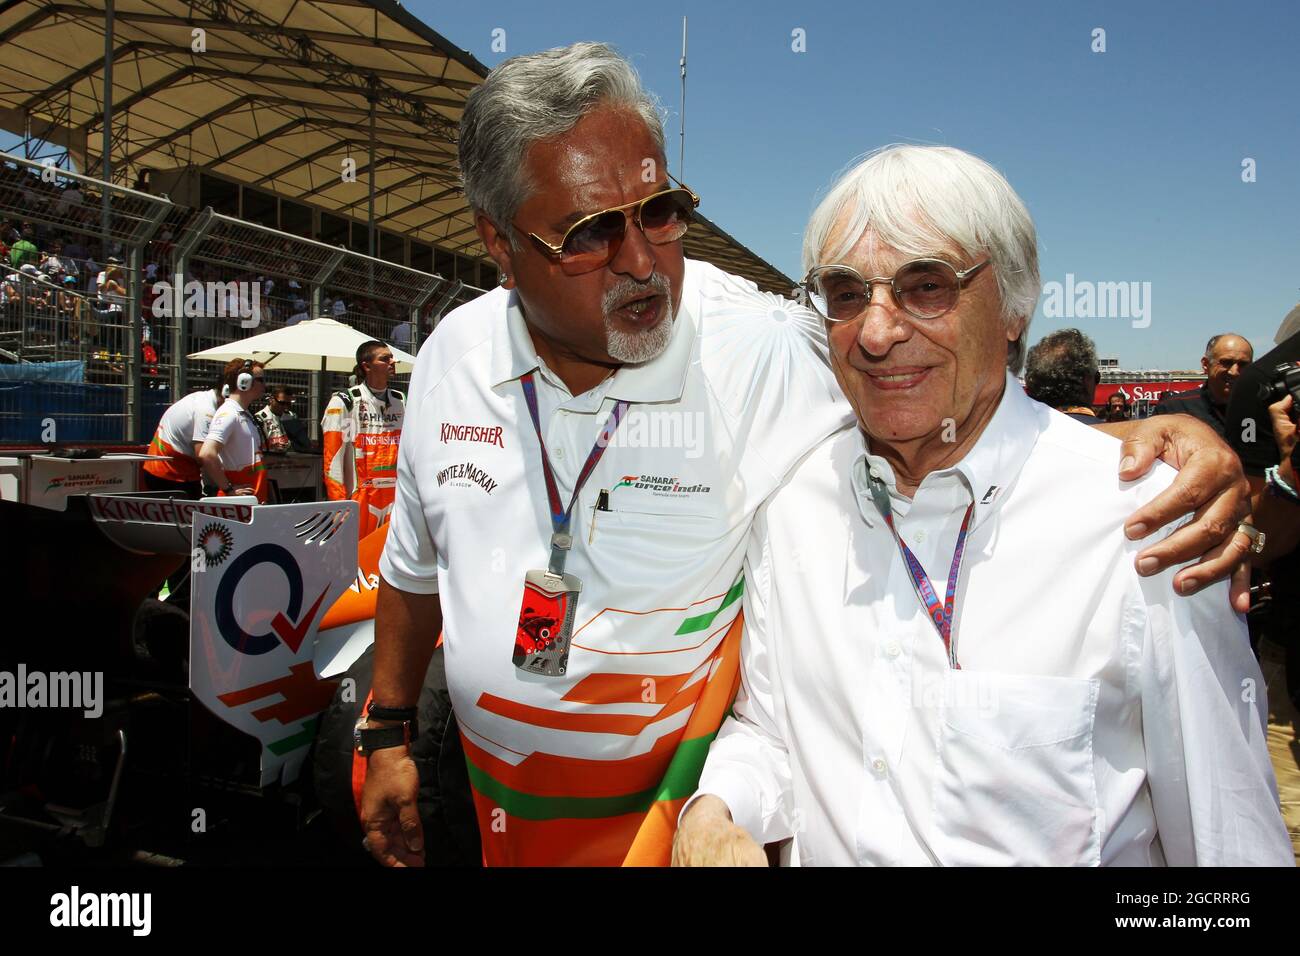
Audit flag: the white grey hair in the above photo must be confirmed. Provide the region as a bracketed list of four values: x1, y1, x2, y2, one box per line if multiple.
[459, 42, 667, 249]
[801, 145, 1041, 374]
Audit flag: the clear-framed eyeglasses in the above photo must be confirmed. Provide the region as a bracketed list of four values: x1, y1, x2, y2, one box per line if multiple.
[799, 257, 991, 323]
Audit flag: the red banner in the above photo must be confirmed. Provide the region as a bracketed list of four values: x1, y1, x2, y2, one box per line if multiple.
[1094, 380, 1201, 405]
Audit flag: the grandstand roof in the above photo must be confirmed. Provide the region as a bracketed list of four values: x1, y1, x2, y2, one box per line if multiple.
[0, 0, 794, 293]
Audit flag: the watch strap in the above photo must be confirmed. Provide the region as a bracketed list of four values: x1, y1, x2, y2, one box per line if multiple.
[354, 719, 417, 756]
[367, 702, 418, 722]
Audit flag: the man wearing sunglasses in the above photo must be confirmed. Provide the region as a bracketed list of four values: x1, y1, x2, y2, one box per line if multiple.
[675, 145, 1289, 866]
[360, 43, 1252, 868]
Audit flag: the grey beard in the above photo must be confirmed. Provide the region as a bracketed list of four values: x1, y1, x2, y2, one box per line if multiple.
[603, 273, 675, 364]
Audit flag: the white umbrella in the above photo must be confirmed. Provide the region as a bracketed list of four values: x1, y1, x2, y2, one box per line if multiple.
[186, 317, 416, 373]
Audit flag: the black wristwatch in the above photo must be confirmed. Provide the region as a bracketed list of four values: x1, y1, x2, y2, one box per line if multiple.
[353, 716, 418, 756]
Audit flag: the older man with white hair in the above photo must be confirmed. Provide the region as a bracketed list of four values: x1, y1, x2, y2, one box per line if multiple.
[674, 145, 1292, 867]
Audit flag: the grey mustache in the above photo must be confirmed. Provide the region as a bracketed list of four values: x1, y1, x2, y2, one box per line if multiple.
[603, 273, 671, 315]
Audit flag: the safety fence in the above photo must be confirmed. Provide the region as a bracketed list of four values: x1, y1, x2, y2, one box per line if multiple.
[0, 151, 484, 445]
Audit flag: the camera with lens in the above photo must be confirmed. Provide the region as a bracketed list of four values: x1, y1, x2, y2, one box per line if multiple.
[1259, 361, 1300, 414]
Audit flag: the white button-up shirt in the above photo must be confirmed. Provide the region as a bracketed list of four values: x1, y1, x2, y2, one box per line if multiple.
[695, 373, 1293, 866]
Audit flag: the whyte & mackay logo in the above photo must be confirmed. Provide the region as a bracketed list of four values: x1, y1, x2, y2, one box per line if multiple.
[437, 461, 498, 494]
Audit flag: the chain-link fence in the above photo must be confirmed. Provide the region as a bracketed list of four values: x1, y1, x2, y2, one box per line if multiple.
[0, 151, 488, 446]
[0, 153, 171, 443]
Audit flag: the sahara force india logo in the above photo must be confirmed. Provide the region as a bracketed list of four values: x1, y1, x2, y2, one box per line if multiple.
[45, 473, 124, 493]
[612, 474, 713, 498]
[214, 543, 331, 656]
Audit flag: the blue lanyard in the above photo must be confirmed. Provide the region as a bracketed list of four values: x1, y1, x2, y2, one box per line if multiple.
[519, 372, 629, 573]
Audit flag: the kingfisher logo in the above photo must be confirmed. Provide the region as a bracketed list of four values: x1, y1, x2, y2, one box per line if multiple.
[612, 474, 712, 498]
[214, 543, 330, 656]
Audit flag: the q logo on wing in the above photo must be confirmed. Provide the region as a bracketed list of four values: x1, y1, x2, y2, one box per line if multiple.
[214, 543, 331, 656]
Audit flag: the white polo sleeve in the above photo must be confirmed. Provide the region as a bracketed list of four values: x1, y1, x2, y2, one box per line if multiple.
[205, 405, 237, 448]
[696, 267, 852, 495]
[191, 397, 216, 444]
[683, 504, 795, 844]
[1136, 513, 1293, 866]
[378, 362, 440, 595]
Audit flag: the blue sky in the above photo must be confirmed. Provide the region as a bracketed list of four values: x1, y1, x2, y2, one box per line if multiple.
[412, 0, 1300, 369]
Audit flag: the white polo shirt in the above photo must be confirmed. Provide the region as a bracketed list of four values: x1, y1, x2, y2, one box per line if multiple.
[207, 398, 264, 475]
[694, 375, 1292, 866]
[380, 258, 852, 865]
[156, 389, 218, 453]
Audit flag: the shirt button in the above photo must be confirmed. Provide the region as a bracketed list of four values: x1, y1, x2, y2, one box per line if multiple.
[885, 641, 901, 659]
[871, 758, 887, 777]
[868, 467, 883, 480]
[553, 447, 565, 460]
[914, 530, 926, 543]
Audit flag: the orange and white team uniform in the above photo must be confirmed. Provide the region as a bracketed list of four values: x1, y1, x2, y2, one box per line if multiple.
[143, 389, 219, 484]
[207, 397, 269, 502]
[322, 382, 404, 537]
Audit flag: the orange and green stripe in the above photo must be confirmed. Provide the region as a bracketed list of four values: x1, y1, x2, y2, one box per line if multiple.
[675, 577, 743, 635]
[466, 581, 746, 867]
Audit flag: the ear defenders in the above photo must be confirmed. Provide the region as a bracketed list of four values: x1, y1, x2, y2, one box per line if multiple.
[235, 359, 255, 392]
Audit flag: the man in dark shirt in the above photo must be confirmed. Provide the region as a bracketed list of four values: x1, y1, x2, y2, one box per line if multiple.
[1153, 333, 1253, 437]
[1024, 328, 1102, 424]
[1226, 311, 1300, 860]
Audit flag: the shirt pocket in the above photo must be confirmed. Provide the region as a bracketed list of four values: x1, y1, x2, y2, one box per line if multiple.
[592, 506, 724, 574]
[932, 669, 1100, 867]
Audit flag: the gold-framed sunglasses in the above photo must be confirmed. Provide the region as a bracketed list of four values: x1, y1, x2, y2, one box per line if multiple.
[800, 257, 991, 322]
[518, 175, 700, 276]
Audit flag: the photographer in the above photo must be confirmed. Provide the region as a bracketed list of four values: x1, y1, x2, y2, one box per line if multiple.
[1228, 308, 1300, 859]
[1230, 310, 1300, 566]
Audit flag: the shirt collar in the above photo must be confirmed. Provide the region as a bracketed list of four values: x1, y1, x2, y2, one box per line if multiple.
[358, 381, 389, 406]
[490, 288, 542, 389]
[488, 265, 699, 404]
[851, 370, 1045, 531]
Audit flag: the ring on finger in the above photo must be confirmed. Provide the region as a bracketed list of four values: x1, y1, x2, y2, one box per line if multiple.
[1236, 522, 1266, 555]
